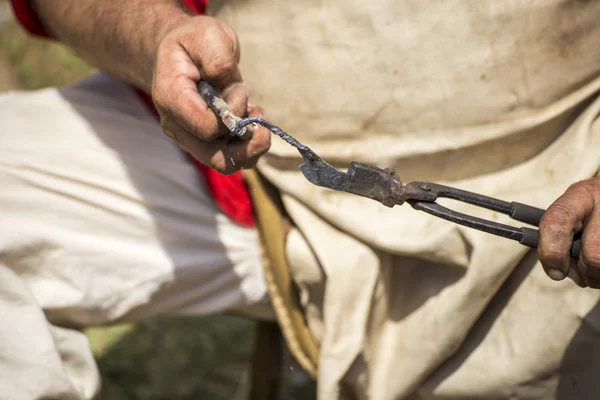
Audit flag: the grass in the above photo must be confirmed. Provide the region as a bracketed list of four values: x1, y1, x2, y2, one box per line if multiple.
[0, 17, 95, 89]
[87, 317, 315, 400]
[88, 317, 255, 400]
[0, 10, 315, 399]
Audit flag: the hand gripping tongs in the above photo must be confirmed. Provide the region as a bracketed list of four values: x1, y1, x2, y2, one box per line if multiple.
[197, 81, 581, 258]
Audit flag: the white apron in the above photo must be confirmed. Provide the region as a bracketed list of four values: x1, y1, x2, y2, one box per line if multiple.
[211, 1, 600, 398]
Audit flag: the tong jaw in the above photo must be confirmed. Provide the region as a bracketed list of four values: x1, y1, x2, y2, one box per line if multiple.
[344, 162, 403, 207]
[298, 150, 433, 207]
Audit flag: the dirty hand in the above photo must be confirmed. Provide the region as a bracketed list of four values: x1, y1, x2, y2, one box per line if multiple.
[152, 15, 270, 174]
[539, 178, 600, 288]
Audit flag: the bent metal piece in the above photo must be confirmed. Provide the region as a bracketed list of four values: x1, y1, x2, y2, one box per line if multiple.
[194, 80, 580, 258]
[231, 117, 581, 259]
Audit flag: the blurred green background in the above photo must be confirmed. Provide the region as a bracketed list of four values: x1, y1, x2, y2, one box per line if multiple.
[0, 3, 315, 399]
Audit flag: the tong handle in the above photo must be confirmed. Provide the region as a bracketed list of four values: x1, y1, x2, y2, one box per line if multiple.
[520, 227, 582, 259]
[411, 185, 582, 259]
[510, 202, 545, 226]
[510, 203, 581, 258]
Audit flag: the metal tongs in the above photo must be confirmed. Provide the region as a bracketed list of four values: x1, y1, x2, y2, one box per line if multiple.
[198, 81, 581, 258]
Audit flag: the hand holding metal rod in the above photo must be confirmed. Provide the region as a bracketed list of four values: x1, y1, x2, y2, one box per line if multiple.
[197, 80, 248, 139]
[197, 80, 581, 258]
[233, 116, 582, 258]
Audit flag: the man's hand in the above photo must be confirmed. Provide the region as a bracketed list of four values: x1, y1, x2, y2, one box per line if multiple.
[31, 0, 270, 174]
[152, 15, 270, 174]
[539, 178, 600, 288]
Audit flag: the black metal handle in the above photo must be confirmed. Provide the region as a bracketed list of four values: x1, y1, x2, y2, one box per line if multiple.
[510, 202, 545, 226]
[413, 200, 582, 259]
[511, 202, 581, 259]
[520, 227, 581, 259]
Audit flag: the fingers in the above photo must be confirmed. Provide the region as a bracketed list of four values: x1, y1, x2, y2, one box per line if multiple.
[247, 101, 265, 117]
[153, 16, 245, 142]
[222, 83, 249, 123]
[183, 19, 242, 91]
[153, 42, 223, 140]
[217, 20, 241, 63]
[160, 116, 217, 162]
[161, 120, 236, 174]
[153, 16, 269, 174]
[246, 103, 271, 157]
[578, 201, 600, 287]
[538, 181, 593, 280]
[161, 102, 271, 175]
[210, 104, 271, 173]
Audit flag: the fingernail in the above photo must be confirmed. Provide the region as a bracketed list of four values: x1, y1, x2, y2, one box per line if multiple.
[547, 268, 566, 281]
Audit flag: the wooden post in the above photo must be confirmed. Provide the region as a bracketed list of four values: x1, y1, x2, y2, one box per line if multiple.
[249, 320, 283, 400]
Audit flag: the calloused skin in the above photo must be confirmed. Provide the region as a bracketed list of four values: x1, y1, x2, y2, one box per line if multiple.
[539, 178, 600, 288]
[32, 0, 270, 174]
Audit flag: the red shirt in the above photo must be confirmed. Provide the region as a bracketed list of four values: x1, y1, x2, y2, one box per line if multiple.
[9, 0, 256, 228]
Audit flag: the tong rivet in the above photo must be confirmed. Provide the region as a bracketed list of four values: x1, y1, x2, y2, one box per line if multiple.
[419, 183, 431, 191]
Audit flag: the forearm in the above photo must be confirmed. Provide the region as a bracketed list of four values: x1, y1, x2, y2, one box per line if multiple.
[31, 0, 190, 92]
[29, 0, 271, 173]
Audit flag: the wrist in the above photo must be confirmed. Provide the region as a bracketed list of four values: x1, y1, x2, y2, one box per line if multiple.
[138, 4, 191, 91]
[154, 5, 191, 45]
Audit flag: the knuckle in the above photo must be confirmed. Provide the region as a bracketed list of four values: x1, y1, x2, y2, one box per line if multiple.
[209, 156, 236, 175]
[538, 246, 565, 266]
[152, 85, 174, 114]
[168, 102, 217, 140]
[541, 202, 575, 228]
[250, 141, 270, 158]
[231, 99, 249, 116]
[151, 85, 166, 108]
[582, 246, 600, 268]
[251, 106, 265, 117]
[216, 163, 237, 175]
[187, 115, 210, 138]
[567, 180, 587, 191]
[222, 82, 247, 98]
[252, 144, 270, 157]
[219, 21, 239, 44]
[567, 179, 598, 201]
[568, 178, 600, 192]
[198, 125, 221, 141]
[205, 55, 237, 80]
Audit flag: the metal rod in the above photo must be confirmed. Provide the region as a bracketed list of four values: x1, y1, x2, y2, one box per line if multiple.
[423, 183, 515, 215]
[409, 201, 524, 242]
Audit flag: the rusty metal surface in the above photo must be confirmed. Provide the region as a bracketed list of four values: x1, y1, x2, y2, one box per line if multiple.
[229, 116, 581, 258]
[197, 80, 248, 138]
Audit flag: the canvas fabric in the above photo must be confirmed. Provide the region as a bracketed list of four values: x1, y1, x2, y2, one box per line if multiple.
[209, 1, 600, 398]
[0, 73, 273, 399]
